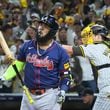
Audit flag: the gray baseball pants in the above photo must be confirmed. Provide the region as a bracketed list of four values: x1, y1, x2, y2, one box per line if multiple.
[20, 88, 62, 110]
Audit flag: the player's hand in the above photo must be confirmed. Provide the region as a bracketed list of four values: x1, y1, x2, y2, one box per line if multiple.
[57, 90, 65, 104]
[4, 54, 13, 64]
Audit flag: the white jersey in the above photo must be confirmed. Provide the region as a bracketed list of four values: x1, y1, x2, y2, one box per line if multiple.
[77, 56, 94, 81]
[80, 43, 110, 91]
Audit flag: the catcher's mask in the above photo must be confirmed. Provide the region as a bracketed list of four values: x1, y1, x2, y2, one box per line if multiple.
[81, 24, 108, 44]
[81, 26, 94, 44]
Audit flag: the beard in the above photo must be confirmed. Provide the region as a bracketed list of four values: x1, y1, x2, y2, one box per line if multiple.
[36, 31, 53, 45]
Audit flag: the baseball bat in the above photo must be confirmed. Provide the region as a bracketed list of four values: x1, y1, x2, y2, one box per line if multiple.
[0, 31, 34, 104]
[0, 31, 14, 60]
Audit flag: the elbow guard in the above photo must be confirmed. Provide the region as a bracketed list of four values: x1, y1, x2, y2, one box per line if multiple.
[3, 60, 25, 80]
[63, 68, 76, 87]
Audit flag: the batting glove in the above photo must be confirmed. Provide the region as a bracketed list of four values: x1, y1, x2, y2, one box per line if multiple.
[57, 90, 66, 104]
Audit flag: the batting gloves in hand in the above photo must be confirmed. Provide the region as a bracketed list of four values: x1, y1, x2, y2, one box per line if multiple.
[57, 90, 65, 104]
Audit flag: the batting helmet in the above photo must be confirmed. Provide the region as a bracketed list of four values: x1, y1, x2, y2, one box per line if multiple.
[39, 15, 59, 34]
[36, 15, 59, 43]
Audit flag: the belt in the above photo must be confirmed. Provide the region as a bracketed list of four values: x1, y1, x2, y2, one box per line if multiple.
[29, 89, 46, 95]
[29, 87, 58, 95]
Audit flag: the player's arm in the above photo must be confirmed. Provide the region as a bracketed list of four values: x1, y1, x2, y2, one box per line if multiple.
[1, 41, 27, 81]
[62, 45, 73, 56]
[2, 60, 25, 80]
[60, 66, 73, 92]
[57, 64, 73, 104]
[62, 45, 84, 57]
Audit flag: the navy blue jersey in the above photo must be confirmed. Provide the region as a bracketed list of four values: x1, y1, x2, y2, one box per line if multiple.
[17, 40, 70, 91]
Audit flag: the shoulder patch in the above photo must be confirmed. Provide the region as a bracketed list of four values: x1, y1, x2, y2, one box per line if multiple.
[64, 62, 70, 69]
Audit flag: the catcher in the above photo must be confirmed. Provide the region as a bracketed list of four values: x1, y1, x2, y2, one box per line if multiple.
[62, 24, 110, 110]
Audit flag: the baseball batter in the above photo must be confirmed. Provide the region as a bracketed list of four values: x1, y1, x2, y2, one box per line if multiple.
[0, 15, 72, 110]
[63, 24, 110, 110]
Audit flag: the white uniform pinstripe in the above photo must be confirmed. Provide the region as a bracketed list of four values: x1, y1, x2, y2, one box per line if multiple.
[80, 43, 110, 110]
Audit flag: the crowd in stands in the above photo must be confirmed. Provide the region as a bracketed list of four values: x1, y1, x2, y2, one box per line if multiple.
[0, 0, 110, 102]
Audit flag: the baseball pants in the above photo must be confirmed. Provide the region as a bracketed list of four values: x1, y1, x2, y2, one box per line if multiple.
[20, 88, 62, 110]
[93, 86, 110, 110]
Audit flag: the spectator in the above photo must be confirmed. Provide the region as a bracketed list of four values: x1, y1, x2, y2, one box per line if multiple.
[0, 23, 14, 93]
[82, 88, 96, 110]
[50, 2, 67, 27]
[37, 0, 53, 16]
[50, 2, 65, 20]
[0, 47, 13, 93]
[1, 23, 14, 47]
[57, 26, 68, 45]
[103, 9, 110, 33]
[89, 0, 103, 17]
[83, 10, 97, 27]
[30, 12, 40, 29]
[20, 24, 37, 41]
[10, 38, 24, 93]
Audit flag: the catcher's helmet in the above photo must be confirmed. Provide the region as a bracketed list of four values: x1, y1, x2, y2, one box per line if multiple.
[81, 24, 109, 44]
[91, 24, 108, 37]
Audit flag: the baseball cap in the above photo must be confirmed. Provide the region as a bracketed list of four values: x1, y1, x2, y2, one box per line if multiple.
[31, 13, 40, 21]
[81, 88, 94, 96]
[54, 2, 64, 9]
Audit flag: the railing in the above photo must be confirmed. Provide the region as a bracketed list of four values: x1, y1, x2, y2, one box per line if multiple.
[0, 93, 96, 110]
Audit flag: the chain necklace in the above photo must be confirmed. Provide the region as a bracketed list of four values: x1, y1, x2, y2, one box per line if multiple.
[37, 40, 54, 56]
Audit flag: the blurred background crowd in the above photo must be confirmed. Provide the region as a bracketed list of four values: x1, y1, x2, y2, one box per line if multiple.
[0, 0, 110, 100]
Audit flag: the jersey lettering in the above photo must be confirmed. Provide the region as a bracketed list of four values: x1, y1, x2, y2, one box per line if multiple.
[26, 53, 54, 70]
